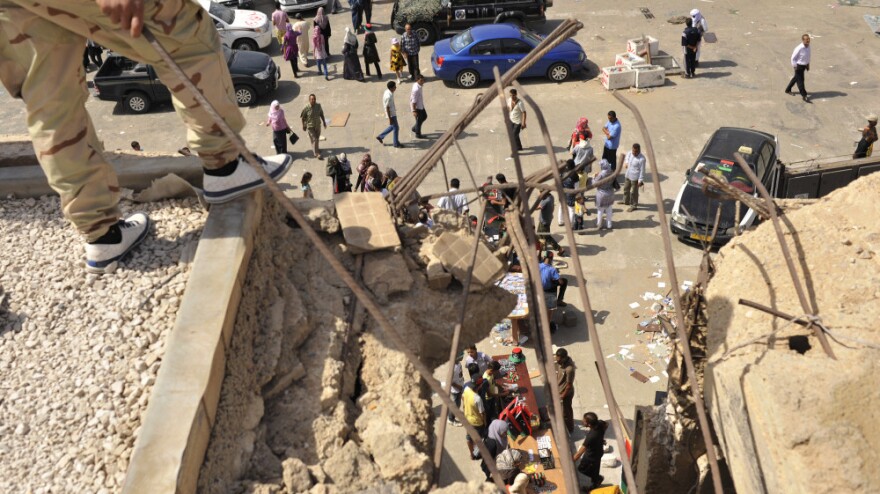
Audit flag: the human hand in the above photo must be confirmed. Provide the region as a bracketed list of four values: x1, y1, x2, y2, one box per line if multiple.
[522, 123, 527, 130]
[97, 0, 145, 37]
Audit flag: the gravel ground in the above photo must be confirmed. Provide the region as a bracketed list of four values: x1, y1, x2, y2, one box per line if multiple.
[0, 195, 207, 493]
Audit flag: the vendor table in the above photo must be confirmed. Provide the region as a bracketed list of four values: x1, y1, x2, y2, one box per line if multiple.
[496, 273, 529, 344]
[493, 354, 568, 493]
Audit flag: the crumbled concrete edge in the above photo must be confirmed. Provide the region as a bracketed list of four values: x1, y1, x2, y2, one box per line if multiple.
[122, 191, 264, 494]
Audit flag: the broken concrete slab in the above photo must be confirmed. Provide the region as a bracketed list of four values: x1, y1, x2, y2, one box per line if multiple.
[362, 251, 414, 303]
[334, 192, 400, 253]
[288, 198, 340, 234]
[425, 260, 452, 290]
[432, 232, 505, 291]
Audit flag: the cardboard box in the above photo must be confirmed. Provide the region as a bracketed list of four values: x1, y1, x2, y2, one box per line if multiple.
[600, 66, 636, 90]
[635, 65, 666, 88]
[627, 36, 660, 57]
[615, 52, 648, 68]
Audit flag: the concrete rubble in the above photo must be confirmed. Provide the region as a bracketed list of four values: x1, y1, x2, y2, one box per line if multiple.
[198, 196, 516, 493]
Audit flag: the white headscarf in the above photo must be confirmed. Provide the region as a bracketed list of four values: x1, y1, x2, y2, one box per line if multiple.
[268, 100, 282, 119]
[344, 26, 357, 48]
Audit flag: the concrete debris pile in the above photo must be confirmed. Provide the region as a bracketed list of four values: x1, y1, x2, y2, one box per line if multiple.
[199, 197, 515, 493]
[705, 171, 880, 494]
[0, 195, 206, 493]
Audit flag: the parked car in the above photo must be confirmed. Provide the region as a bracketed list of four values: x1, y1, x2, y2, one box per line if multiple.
[669, 128, 778, 244]
[392, 0, 550, 45]
[431, 24, 585, 88]
[198, 0, 272, 51]
[279, 0, 326, 14]
[214, 0, 256, 9]
[93, 46, 280, 113]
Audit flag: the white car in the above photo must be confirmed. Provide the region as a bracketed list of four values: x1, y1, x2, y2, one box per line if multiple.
[279, 0, 326, 14]
[199, 0, 272, 51]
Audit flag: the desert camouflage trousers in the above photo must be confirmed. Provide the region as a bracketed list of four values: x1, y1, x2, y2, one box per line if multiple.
[0, 0, 245, 240]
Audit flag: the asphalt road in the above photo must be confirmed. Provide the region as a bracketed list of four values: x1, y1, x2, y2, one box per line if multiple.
[2, 0, 878, 489]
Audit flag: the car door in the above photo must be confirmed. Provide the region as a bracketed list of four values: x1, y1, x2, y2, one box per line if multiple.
[468, 39, 504, 79]
[146, 65, 172, 102]
[500, 38, 534, 76]
[212, 16, 234, 47]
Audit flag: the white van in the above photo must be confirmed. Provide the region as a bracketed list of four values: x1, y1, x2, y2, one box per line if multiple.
[199, 0, 272, 51]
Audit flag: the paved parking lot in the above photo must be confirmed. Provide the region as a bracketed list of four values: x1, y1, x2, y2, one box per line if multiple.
[2, 0, 878, 488]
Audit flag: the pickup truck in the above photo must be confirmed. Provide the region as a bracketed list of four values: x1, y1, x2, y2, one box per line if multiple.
[92, 46, 279, 114]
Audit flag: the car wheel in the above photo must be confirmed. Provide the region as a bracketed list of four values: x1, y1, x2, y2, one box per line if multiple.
[124, 91, 152, 114]
[234, 85, 256, 106]
[412, 22, 437, 45]
[547, 62, 570, 82]
[456, 69, 480, 89]
[233, 38, 259, 51]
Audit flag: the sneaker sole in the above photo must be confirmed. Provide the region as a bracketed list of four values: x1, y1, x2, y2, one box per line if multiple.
[86, 217, 152, 274]
[204, 155, 292, 204]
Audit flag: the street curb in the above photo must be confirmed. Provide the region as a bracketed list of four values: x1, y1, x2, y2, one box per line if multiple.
[122, 191, 263, 494]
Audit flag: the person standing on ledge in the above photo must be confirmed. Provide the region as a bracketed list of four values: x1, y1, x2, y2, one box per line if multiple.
[853, 115, 878, 159]
[785, 34, 812, 103]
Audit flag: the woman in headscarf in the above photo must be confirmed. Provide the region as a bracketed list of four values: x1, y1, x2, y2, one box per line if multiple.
[312, 24, 329, 80]
[594, 159, 615, 230]
[363, 164, 382, 192]
[362, 24, 381, 79]
[480, 419, 510, 480]
[314, 7, 331, 57]
[341, 27, 365, 81]
[282, 23, 300, 78]
[389, 37, 406, 84]
[292, 13, 310, 67]
[261, 100, 291, 154]
[690, 8, 708, 66]
[355, 153, 374, 191]
[568, 117, 592, 150]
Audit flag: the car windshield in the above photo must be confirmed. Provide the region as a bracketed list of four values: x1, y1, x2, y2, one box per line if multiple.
[451, 30, 474, 53]
[689, 159, 755, 194]
[209, 2, 235, 24]
[519, 28, 542, 46]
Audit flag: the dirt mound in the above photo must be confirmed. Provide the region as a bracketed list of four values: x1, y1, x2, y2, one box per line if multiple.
[198, 197, 515, 493]
[705, 172, 880, 494]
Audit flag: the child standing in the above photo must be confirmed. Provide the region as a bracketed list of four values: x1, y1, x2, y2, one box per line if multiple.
[573, 194, 586, 230]
[389, 38, 406, 84]
[301, 172, 314, 199]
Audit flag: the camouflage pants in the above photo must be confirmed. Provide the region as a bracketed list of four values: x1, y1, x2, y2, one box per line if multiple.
[0, 0, 245, 241]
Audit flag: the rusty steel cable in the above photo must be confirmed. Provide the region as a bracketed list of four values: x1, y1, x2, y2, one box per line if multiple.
[389, 18, 584, 210]
[612, 90, 724, 494]
[732, 153, 836, 359]
[140, 27, 508, 490]
[512, 80, 638, 493]
[491, 73, 578, 493]
[433, 196, 489, 481]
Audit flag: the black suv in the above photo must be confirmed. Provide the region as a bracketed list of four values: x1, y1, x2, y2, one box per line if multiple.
[391, 0, 550, 44]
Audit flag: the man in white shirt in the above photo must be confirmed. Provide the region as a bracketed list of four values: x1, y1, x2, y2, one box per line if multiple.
[375, 80, 403, 148]
[785, 34, 811, 102]
[508, 88, 527, 151]
[437, 178, 469, 215]
[410, 74, 428, 138]
[623, 143, 647, 212]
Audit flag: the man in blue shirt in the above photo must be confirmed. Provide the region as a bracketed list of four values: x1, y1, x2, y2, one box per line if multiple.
[539, 254, 568, 307]
[602, 111, 621, 168]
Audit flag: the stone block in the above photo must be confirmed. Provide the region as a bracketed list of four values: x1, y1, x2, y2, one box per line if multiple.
[426, 260, 452, 290]
[335, 192, 401, 253]
[362, 251, 414, 302]
[432, 232, 504, 291]
[289, 199, 340, 234]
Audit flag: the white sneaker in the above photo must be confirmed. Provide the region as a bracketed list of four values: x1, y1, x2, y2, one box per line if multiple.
[85, 213, 151, 274]
[203, 154, 292, 204]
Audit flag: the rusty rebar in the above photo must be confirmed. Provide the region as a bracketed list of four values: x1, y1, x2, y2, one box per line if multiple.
[141, 27, 508, 490]
[732, 152, 835, 359]
[515, 80, 638, 493]
[612, 90, 724, 494]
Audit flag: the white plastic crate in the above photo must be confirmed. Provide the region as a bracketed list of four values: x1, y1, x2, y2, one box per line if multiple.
[635, 65, 666, 88]
[615, 52, 648, 69]
[600, 66, 636, 90]
[650, 52, 683, 75]
[627, 36, 660, 57]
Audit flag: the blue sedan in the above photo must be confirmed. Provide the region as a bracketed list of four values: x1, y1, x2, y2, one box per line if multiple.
[431, 23, 586, 88]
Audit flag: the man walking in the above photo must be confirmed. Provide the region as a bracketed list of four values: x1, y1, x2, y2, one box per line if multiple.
[462, 362, 488, 459]
[535, 191, 564, 256]
[437, 178, 469, 214]
[0, 0, 291, 274]
[785, 34, 812, 102]
[681, 17, 701, 78]
[410, 74, 428, 138]
[376, 81, 403, 148]
[623, 143, 646, 211]
[558, 160, 577, 226]
[554, 348, 576, 433]
[300, 94, 327, 159]
[509, 89, 527, 151]
[401, 23, 421, 79]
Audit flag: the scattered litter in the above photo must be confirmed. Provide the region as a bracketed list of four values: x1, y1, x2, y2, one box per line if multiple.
[662, 370, 669, 378]
[630, 371, 649, 383]
[629, 302, 640, 309]
[649, 376, 661, 383]
[850, 81, 859, 85]
[658, 282, 666, 288]
[450, 112, 459, 116]
[651, 272, 662, 278]
[791, 144, 804, 148]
